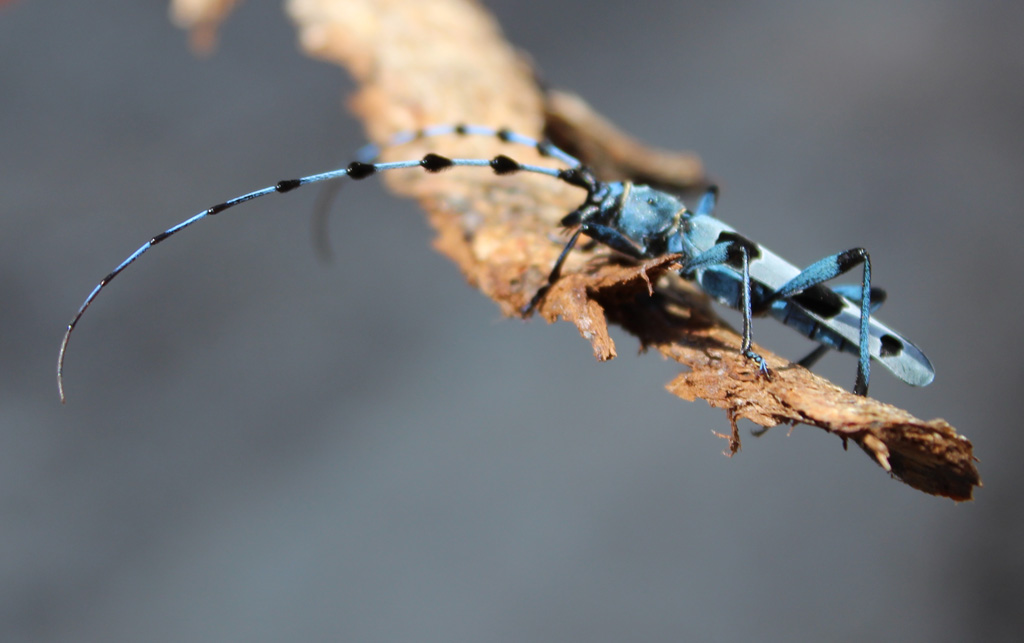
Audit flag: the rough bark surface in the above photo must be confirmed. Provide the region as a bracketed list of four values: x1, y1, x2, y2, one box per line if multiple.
[171, 0, 980, 500]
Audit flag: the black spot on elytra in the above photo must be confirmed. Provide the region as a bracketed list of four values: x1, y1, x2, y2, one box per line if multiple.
[716, 231, 761, 269]
[792, 284, 845, 319]
[879, 334, 903, 357]
[869, 287, 887, 307]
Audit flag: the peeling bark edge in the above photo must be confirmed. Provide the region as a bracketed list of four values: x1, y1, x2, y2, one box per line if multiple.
[171, 0, 980, 500]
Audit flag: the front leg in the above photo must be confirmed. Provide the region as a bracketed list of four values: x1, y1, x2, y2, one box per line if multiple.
[682, 241, 771, 380]
[522, 227, 585, 315]
[522, 212, 648, 316]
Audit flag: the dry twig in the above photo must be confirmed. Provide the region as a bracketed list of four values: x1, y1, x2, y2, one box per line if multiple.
[171, 0, 980, 500]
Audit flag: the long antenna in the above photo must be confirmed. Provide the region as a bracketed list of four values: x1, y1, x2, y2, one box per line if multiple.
[57, 154, 575, 402]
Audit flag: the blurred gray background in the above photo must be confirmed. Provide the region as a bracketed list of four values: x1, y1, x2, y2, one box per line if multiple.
[3, 1, 1021, 640]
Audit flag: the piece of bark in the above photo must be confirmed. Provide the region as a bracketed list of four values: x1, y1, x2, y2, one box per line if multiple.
[170, 0, 980, 500]
[169, 0, 240, 53]
[543, 89, 707, 190]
